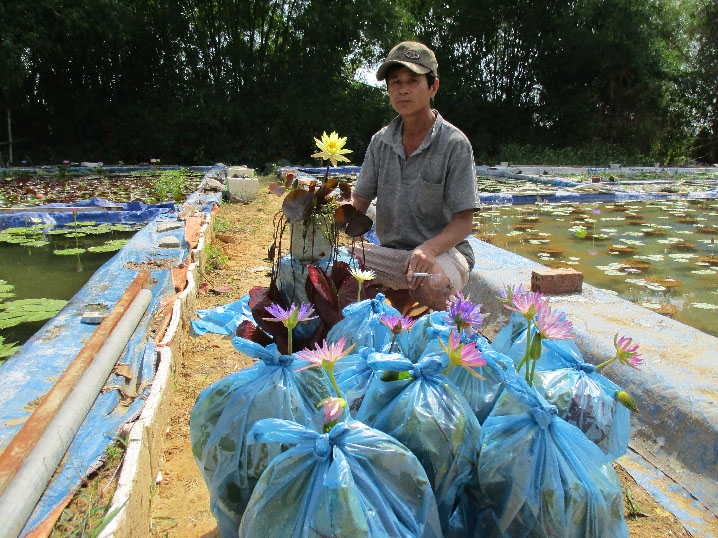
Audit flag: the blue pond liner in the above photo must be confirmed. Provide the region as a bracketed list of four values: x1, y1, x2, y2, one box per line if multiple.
[0, 166, 223, 535]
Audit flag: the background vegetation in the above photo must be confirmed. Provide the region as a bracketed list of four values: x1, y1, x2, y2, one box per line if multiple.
[1, 0, 716, 168]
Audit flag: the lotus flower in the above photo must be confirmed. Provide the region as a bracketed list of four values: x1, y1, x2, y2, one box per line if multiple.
[318, 397, 346, 425]
[311, 131, 352, 168]
[439, 330, 486, 379]
[614, 334, 643, 369]
[444, 292, 487, 336]
[534, 306, 574, 340]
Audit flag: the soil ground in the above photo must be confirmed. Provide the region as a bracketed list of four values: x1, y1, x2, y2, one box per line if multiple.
[148, 177, 692, 537]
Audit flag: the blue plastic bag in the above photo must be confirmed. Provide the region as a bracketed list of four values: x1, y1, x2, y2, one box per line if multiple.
[532, 361, 630, 461]
[492, 311, 583, 371]
[478, 369, 628, 538]
[190, 340, 333, 537]
[238, 418, 443, 538]
[333, 346, 377, 416]
[409, 312, 513, 424]
[356, 353, 482, 535]
[494, 312, 630, 460]
[326, 293, 402, 351]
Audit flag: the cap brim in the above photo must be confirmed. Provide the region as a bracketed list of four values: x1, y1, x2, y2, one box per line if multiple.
[376, 60, 432, 81]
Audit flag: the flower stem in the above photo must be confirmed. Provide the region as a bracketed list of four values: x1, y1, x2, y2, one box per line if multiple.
[389, 333, 397, 353]
[595, 357, 616, 371]
[328, 368, 341, 398]
[287, 328, 293, 355]
[357, 282, 362, 303]
[516, 318, 532, 376]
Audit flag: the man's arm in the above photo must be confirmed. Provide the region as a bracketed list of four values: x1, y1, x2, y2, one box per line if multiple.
[351, 194, 371, 214]
[405, 209, 473, 289]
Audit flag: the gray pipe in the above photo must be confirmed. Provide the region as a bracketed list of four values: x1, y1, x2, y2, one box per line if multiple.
[0, 288, 153, 538]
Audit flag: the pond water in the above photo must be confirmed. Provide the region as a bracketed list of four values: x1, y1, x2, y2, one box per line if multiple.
[473, 199, 718, 337]
[0, 222, 142, 358]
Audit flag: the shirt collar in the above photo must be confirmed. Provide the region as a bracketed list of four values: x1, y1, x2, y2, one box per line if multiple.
[383, 110, 442, 157]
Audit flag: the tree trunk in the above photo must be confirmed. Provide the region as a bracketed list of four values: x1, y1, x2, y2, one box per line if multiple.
[6, 108, 11, 165]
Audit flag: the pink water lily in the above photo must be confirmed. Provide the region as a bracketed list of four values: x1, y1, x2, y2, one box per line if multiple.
[379, 313, 415, 335]
[535, 305, 574, 340]
[318, 397, 346, 424]
[614, 334, 643, 368]
[296, 337, 355, 397]
[504, 290, 548, 318]
[439, 330, 486, 380]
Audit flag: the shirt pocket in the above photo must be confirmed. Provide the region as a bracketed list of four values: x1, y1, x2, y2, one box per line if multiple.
[409, 178, 445, 219]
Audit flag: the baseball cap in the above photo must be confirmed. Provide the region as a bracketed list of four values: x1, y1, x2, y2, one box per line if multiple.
[376, 41, 438, 81]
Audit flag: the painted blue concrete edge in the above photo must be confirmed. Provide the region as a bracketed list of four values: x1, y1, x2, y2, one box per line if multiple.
[0, 164, 225, 535]
[461, 235, 718, 523]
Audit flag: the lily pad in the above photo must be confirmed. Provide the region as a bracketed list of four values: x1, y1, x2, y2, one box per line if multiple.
[87, 239, 128, 253]
[0, 298, 68, 329]
[0, 335, 19, 359]
[53, 248, 86, 255]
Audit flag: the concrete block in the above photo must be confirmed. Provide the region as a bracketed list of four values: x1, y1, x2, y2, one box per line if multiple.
[531, 268, 583, 294]
[226, 166, 254, 178]
[227, 176, 258, 202]
[158, 236, 181, 248]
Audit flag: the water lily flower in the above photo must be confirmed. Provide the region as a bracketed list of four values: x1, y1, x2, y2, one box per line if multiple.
[439, 330, 486, 379]
[318, 397, 346, 425]
[379, 313, 415, 335]
[296, 337, 355, 396]
[596, 334, 643, 372]
[534, 305, 574, 340]
[379, 313, 415, 353]
[497, 283, 525, 303]
[264, 302, 317, 330]
[264, 302, 317, 354]
[614, 334, 643, 368]
[311, 131, 352, 168]
[504, 290, 548, 319]
[351, 267, 376, 302]
[444, 291, 487, 336]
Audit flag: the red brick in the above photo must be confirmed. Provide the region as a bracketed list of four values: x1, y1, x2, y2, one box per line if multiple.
[531, 269, 583, 295]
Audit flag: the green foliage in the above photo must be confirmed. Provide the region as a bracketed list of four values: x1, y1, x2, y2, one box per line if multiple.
[1, 0, 712, 165]
[0, 298, 67, 329]
[205, 244, 229, 271]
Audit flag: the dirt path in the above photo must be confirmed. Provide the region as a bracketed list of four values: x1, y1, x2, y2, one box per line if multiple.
[148, 178, 690, 537]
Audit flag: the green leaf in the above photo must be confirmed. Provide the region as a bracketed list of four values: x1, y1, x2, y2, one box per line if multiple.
[53, 248, 86, 255]
[0, 335, 19, 359]
[0, 298, 67, 329]
[87, 239, 128, 253]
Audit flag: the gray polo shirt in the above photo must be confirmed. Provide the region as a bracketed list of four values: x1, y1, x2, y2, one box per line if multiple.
[354, 111, 479, 269]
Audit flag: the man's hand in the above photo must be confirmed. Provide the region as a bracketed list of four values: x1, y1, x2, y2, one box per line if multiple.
[405, 245, 437, 289]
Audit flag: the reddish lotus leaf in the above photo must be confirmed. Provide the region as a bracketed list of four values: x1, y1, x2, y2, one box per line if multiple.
[282, 188, 315, 223]
[345, 212, 373, 237]
[334, 204, 356, 226]
[268, 182, 286, 197]
[338, 181, 352, 201]
[247, 286, 289, 354]
[236, 320, 273, 347]
[307, 264, 336, 307]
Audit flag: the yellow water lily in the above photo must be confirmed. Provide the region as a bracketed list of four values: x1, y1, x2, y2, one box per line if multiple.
[311, 131, 352, 168]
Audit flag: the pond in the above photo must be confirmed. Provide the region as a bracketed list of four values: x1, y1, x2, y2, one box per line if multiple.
[0, 221, 144, 359]
[473, 198, 718, 337]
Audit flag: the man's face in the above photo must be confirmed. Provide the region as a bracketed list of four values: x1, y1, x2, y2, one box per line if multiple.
[386, 66, 438, 118]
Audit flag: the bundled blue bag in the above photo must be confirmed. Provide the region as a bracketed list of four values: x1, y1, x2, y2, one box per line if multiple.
[326, 293, 402, 351]
[238, 418, 443, 538]
[493, 311, 629, 460]
[190, 339, 333, 538]
[493, 310, 584, 371]
[409, 311, 513, 424]
[532, 360, 630, 461]
[356, 353, 482, 535]
[478, 369, 628, 538]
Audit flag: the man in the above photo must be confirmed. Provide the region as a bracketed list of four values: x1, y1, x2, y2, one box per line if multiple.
[352, 41, 479, 312]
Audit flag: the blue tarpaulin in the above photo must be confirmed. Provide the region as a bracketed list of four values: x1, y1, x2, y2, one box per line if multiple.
[0, 165, 224, 535]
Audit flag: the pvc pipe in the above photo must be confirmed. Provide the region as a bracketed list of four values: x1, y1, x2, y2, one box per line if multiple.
[0, 288, 152, 538]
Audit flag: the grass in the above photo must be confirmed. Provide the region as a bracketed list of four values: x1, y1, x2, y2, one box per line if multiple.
[51, 437, 127, 537]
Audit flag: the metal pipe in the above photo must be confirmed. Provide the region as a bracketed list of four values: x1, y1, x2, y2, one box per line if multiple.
[0, 288, 152, 538]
